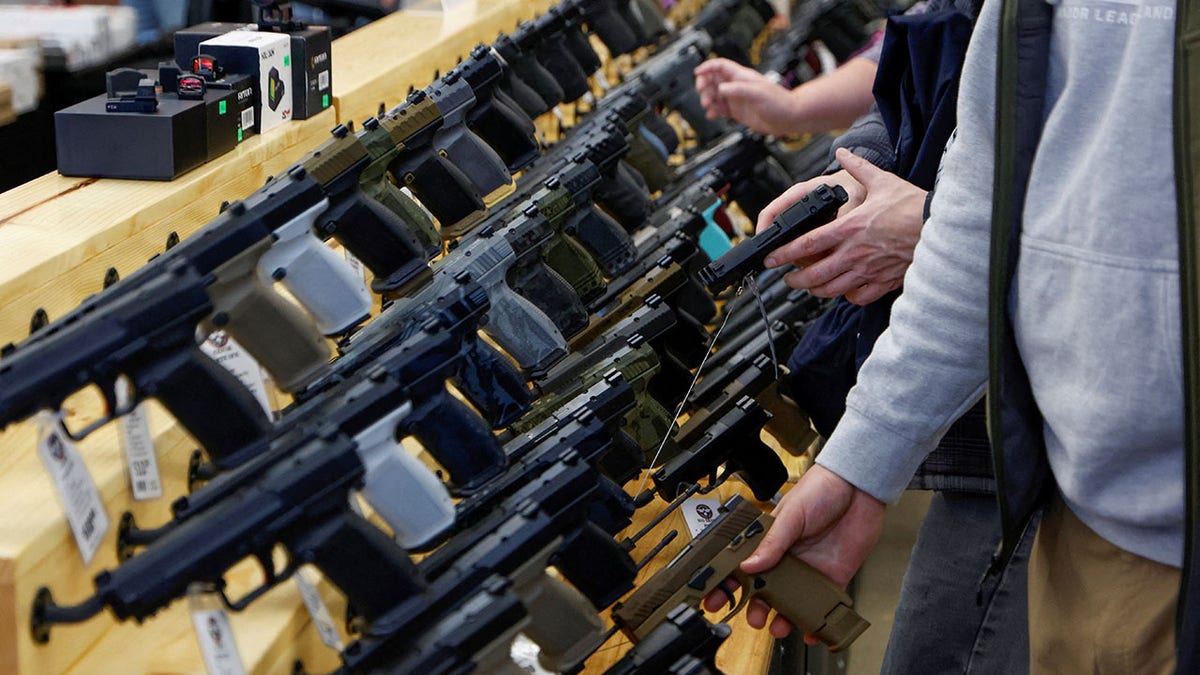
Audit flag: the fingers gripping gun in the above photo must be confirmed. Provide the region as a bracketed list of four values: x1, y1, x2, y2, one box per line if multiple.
[32, 426, 444, 642]
[612, 495, 869, 650]
[700, 183, 847, 293]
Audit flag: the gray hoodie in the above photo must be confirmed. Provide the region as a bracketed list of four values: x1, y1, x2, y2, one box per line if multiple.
[815, 0, 1183, 567]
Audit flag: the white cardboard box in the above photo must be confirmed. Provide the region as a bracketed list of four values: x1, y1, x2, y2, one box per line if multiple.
[199, 30, 293, 133]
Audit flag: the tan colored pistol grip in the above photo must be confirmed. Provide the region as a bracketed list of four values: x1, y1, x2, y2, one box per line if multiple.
[206, 239, 331, 391]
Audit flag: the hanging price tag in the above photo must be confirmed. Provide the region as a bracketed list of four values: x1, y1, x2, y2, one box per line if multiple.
[189, 585, 247, 675]
[294, 568, 344, 651]
[681, 498, 724, 539]
[35, 412, 109, 565]
[114, 378, 162, 500]
[199, 331, 274, 418]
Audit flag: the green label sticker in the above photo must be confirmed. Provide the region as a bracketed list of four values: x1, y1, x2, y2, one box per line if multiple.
[219, 100, 227, 115]
[322, 94, 330, 108]
[284, 55, 291, 67]
[237, 128, 243, 142]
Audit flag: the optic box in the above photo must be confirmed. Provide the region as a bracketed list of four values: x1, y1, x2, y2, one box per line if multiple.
[277, 26, 332, 119]
[55, 94, 207, 180]
[174, 22, 257, 71]
[200, 30, 292, 133]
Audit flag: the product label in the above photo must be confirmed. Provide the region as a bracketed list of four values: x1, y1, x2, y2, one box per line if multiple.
[200, 331, 273, 417]
[681, 498, 725, 539]
[317, 69, 329, 91]
[190, 606, 246, 675]
[35, 412, 109, 565]
[295, 568, 344, 650]
[115, 378, 162, 500]
[240, 106, 255, 131]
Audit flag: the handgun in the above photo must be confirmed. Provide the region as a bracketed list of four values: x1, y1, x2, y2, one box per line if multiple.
[343, 221, 570, 376]
[568, 0, 641, 56]
[298, 124, 435, 295]
[604, 605, 731, 675]
[524, 11, 592, 102]
[32, 426, 446, 642]
[384, 90, 489, 236]
[423, 71, 515, 206]
[688, 319, 801, 409]
[356, 118, 445, 258]
[692, 0, 777, 66]
[611, 494, 869, 650]
[494, 32, 564, 110]
[454, 45, 542, 172]
[0, 261, 273, 457]
[513, 337, 681, 467]
[669, 129, 797, 222]
[653, 396, 788, 502]
[353, 576, 531, 675]
[344, 452, 613, 673]
[700, 184, 847, 294]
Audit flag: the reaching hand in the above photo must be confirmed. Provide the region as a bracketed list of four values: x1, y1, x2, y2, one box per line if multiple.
[693, 58, 798, 136]
[703, 464, 885, 639]
[760, 148, 928, 305]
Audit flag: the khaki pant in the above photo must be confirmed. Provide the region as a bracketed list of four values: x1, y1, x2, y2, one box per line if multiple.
[1028, 498, 1180, 674]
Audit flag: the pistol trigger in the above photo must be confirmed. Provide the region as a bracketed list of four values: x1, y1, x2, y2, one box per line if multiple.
[720, 577, 755, 622]
[256, 551, 277, 583]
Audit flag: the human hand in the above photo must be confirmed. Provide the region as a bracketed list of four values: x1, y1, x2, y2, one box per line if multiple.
[693, 58, 797, 136]
[702, 464, 885, 639]
[762, 148, 928, 305]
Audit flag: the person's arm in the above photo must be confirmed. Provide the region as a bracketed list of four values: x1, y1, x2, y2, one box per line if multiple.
[709, 0, 1003, 637]
[694, 56, 877, 136]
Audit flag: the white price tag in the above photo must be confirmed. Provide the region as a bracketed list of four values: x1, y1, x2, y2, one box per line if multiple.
[189, 606, 247, 675]
[35, 412, 109, 565]
[115, 379, 162, 500]
[200, 331, 274, 418]
[681, 498, 724, 539]
[594, 71, 611, 92]
[295, 568, 344, 650]
[240, 106, 255, 132]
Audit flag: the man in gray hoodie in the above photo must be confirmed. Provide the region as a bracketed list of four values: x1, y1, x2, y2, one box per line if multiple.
[714, 0, 1186, 670]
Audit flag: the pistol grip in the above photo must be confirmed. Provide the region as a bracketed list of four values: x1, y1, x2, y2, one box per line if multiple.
[511, 53, 565, 107]
[364, 178, 442, 257]
[499, 70, 553, 118]
[629, 388, 680, 467]
[292, 512, 426, 623]
[671, 90, 727, 143]
[456, 339, 534, 428]
[326, 190, 433, 294]
[355, 410, 455, 547]
[208, 240, 331, 392]
[562, 207, 639, 277]
[469, 91, 541, 172]
[736, 559, 868, 652]
[562, 23, 602, 74]
[595, 162, 653, 231]
[585, 7, 640, 56]
[521, 572, 606, 672]
[434, 124, 514, 200]
[404, 390, 505, 495]
[625, 132, 673, 193]
[728, 437, 788, 502]
[535, 42, 591, 101]
[535, 235, 608, 308]
[393, 150, 487, 236]
[135, 343, 271, 465]
[483, 282, 568, 376]
[260, 218, 372, 335]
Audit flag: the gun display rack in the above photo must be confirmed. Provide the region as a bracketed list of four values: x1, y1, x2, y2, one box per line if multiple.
[0, 0, 817, 672]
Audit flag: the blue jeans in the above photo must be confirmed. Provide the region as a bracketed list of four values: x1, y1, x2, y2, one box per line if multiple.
[880, 492, 1036, 675]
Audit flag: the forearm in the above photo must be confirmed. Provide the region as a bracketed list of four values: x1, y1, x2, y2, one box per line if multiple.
[814, 0, 1002, 502]
[780, 57, 878, 134]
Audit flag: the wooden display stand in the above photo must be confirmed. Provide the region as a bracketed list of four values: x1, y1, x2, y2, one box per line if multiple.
[0, 0, 797, 673]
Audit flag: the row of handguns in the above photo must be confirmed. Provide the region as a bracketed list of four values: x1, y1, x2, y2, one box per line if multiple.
[0, 0, 873, 672]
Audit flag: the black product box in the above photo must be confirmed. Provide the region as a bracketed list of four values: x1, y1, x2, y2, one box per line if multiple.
[188, 88, 241, 161]
[282, 25, 333, 119]
[161, 63, 257, 143]
[55, 95, 207, 180]
[174, 22, 257, 71]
